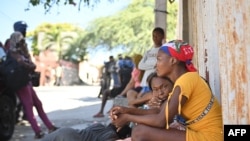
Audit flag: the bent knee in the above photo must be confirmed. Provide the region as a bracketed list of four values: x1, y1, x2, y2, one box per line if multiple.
[131, 124, 148, 141]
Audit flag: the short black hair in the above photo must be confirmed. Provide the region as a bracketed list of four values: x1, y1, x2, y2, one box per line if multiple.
[153, 27, 165, 36]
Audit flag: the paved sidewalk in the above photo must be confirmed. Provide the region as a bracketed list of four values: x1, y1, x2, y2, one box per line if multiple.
[9, 86, 113, 141]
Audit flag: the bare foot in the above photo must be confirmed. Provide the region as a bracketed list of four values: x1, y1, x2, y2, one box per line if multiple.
[93, 112, 104, 118]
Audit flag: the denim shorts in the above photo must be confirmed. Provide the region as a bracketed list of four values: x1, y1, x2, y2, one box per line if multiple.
[140, 86, 151, 94]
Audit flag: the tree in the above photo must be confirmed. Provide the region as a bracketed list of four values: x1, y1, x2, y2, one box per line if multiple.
[27, 23, 82, 56]
[42, 29, 73, 60]
[27, 0, 178, 86]
[63, 34, 88, 63]
[82, 0, 178, 55]
[27, 23, 85, 86]
[28, 0, 178, 57]
[28, 0, 176, 13]
[28, 0, 115, 13]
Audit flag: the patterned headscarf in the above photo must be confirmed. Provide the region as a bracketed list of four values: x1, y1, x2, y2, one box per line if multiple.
[9, 31, 24, 52]
[159, 40, 197, 72]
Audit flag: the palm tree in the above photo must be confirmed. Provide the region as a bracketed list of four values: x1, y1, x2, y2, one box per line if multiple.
[42, 27, 73, 60]
[63, 35, 88, 63]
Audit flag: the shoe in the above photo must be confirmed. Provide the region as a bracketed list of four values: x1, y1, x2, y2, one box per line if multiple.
[34, 131, 45, 139]
[48, 126, 59, 134]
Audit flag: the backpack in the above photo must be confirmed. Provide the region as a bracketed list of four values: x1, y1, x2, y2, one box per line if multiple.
[120, 59, 134, 71]
[0, 53, 30, 91]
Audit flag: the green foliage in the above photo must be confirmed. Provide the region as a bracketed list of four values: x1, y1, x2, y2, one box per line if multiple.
[28, 0, 178, 62]
[28, 0, 176, 12]
[82, 0, 178, 55]
[27, 23, 83, 56]
[63, 34, 88, 63]
[28, 0, 113, 13]
[166, 1, 178, 40]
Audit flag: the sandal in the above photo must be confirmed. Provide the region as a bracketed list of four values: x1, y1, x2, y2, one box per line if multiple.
[93, 113, 104, 118]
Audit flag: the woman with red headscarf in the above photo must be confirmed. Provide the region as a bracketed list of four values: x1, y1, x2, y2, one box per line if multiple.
[111, 40, 223, 141]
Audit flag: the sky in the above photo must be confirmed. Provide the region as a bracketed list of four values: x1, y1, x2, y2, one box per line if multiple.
[0, 0, 131, 64]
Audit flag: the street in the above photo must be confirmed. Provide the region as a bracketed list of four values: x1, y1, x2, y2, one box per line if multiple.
[10, 86, 113, 141]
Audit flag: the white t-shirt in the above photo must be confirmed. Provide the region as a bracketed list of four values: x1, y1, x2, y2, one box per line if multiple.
[138, 47, 160, 87]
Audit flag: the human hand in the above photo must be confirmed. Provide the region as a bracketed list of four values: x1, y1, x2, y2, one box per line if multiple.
[158, 93, 168, 101]
[112, 114, 129, 131]
[109, 107, 118, 121]
[109, 106, 127, 121]
[147, 97, 162, 109]
[169, 116, 186, 131]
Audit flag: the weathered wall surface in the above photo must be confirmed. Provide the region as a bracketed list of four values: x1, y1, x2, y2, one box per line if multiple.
[178, 0, 250, 124]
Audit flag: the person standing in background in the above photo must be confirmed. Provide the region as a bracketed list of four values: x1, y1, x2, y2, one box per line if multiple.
[138, 27, 165, 96]
[116, 54, 123, 74]
[93, 55, 134, 118]
[54, 62, 63, 86]
[9, 32, 58, 139]
[12, 21, 29, 123]
[97, 56, 113, 98]
[108, 56, 121, 88]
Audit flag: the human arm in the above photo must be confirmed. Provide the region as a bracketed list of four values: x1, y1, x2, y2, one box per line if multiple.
[147, 96, 163, 109]
[128, 91, 152, 107]
[166, 86, 187, 123]
[167, 86, 188, 130]
[111, 101, 167, 129]
[110, 105, 160, 116]
[17, 58, 36, 72]
[10, 52, 36, 72]
[111, 86, 187, 129]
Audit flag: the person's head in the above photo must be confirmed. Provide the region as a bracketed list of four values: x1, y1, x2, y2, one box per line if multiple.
[147, 72, 173, 101]
[13, 21, 28, 37]
[109, 55, 114, 61]
[9, 31, 26, 52]
[152, 27, 165, 47]
[156, 40, 197, 79]
[118, 54, 123, 60]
